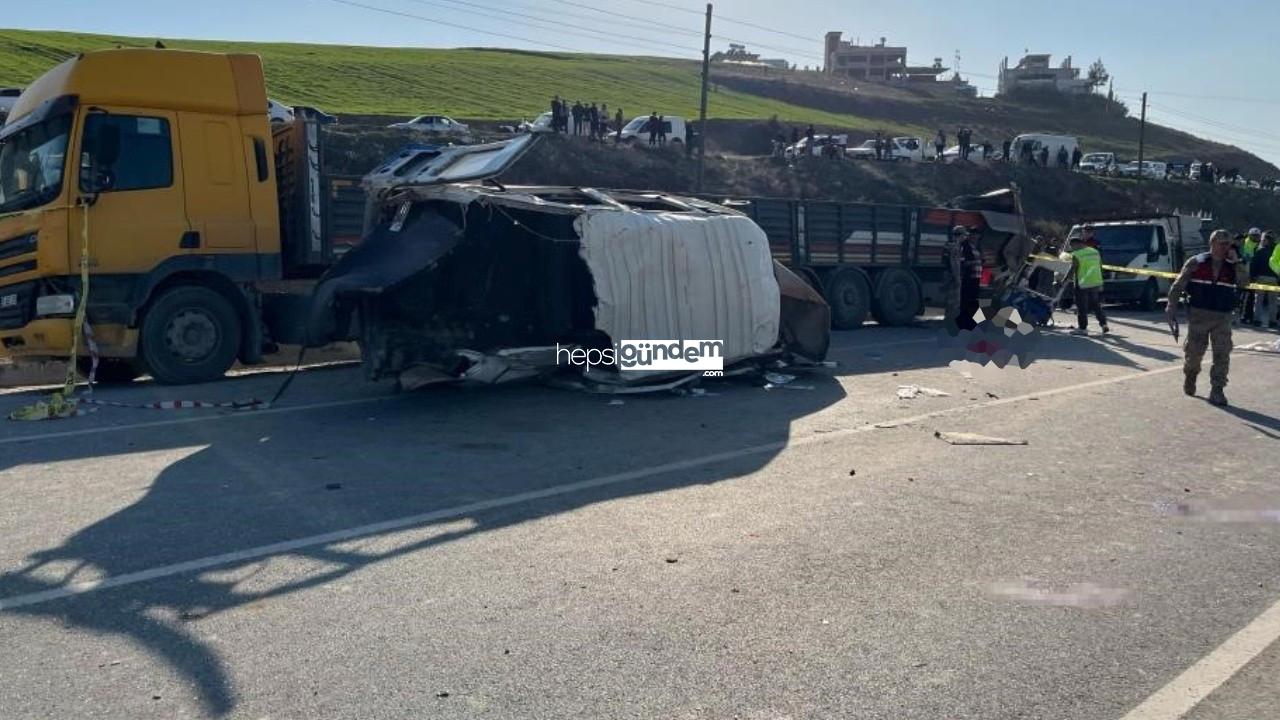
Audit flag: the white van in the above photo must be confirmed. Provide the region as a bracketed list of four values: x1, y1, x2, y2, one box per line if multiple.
[618, 115, 688, 144]
[1010, 133, 1079, 166]
[1064, 216, 1207, 309]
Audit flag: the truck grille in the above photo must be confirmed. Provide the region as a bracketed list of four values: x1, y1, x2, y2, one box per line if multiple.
[0, 281, 36, 330]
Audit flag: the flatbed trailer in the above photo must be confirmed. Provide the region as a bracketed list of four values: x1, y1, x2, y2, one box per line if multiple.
[719, 195, 1024, 328]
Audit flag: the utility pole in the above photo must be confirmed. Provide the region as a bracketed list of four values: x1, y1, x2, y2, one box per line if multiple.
[696, 3, 712, 193]
[1136, 91, 1147, 210]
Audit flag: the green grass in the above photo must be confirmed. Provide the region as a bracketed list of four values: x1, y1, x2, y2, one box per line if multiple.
[0, 28, 920, 134]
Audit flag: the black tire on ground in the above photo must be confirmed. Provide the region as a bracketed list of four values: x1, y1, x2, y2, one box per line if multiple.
[1136, 279, 1159, 311]
[871, 267, 923, 326]
[138, 285, 242, 385]
[76, 357, 142, 384]
[824, 267, 872, 330]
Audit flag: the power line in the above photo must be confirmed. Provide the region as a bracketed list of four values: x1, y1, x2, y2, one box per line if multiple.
[616, 0, 818, 44]
[400, 0, 700, 54]
[1117, 87, 1280, 106]
[543, 0, 824, 61]
[1146, 102, 1280, 144]
[323, 0, 580, 51]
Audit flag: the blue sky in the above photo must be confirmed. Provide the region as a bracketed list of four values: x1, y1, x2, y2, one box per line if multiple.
[8, 0, 1280, 166]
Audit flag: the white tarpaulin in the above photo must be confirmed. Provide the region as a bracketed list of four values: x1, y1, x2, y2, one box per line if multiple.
[574, 210, 781, 363]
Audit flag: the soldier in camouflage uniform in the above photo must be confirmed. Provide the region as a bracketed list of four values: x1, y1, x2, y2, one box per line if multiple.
[1167, 229, 1250, 406]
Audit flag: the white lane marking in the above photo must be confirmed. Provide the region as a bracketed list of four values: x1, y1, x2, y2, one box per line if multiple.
[0, 363, 1179, 612]
[0, 395, 395, 447]
[1119, 598, 1280, 720]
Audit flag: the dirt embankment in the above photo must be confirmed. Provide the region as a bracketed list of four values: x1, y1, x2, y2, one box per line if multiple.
[712, 73, 1278, 180]
[503, 135, 1280, 233]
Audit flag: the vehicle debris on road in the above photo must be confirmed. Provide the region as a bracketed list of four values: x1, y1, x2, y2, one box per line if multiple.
[304, 135, 831, 394]
[934, 431, 1027, 445]
[896, 385, 951, 399]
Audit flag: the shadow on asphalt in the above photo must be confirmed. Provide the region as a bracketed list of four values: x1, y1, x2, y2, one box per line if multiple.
[1218, 403, 1280, 439]
[0, 309, 1184, 715]
[0, 368, 847, 716]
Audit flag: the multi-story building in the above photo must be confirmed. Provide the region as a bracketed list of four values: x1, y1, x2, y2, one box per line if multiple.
[997, 54, 1092, 95]
[823, 32, 947, 83]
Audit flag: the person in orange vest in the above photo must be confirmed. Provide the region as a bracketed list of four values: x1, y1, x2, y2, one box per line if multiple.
[1167, 229, 1250, 406]
[1068, 226, 1109, 335]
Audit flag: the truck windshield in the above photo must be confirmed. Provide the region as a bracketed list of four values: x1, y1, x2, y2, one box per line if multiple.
[1093, 225, 1157, 262]
[0, 113, 71, 214]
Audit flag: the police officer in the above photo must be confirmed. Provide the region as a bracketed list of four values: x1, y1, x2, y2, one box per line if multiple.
[1167, 229, 1250, 406]
[948, 225, 983, 331]
[1069, 226, 1108, 335]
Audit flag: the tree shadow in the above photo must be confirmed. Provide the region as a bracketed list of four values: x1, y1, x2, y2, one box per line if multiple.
[0, 369, 845, 716]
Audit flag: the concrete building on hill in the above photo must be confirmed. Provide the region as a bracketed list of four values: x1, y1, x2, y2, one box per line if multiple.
[997, 53, 1091, 95]
[822, 32, 948, 83]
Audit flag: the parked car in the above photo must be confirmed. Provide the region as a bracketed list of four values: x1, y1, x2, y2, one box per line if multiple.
[1119, 160, 1168, 180]
[787, 134, 848, 159]
[1078, 152, 1118, 175]
[938, 143, 990, 163]
[0, 87, 22, 124]
[388, 115, 472, 138]
[519, 111, 581, 135]
[848, 136, 935, 162]
[617, 115, 688, 144]
[268, 99, 294, 124]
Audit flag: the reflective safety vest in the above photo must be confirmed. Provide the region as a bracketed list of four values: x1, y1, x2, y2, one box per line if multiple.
[1072, 246, 1104, 289]
[1187, 253, 1239, 313]
[1243, 236, 1259, 261]
[1270, 243, 1280, 278]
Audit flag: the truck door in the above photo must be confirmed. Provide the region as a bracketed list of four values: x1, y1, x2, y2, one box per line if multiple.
[178, 113, 255, 251]
[77, 111, 190, 275]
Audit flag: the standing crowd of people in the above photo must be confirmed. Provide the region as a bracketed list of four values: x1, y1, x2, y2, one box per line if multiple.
[549, 95, 623, 143]
[547, 96, 677, 148]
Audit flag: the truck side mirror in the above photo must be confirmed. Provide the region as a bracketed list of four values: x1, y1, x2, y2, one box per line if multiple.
[81, 117, 121, 194]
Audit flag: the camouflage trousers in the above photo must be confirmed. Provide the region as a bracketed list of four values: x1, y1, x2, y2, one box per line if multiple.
[1184, 308, 1233, 389]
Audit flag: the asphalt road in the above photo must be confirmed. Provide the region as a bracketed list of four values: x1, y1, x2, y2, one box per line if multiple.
[2, 310, 1279, 720]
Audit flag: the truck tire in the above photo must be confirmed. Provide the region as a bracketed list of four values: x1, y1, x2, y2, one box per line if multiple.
[824, 267, 871, 330]
[871, 268, 923, 326]
[76, 357, 141, 384]
[1136, 279, 1159, 311]
[138, 285, 242, 385]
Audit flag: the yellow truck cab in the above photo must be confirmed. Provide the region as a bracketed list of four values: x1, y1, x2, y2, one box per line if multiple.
[0, 49, 356, 383]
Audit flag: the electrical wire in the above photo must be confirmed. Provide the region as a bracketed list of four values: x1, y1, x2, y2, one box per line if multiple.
[323, 0, 581, 51]
[543, 0, 825, 61]
[615, 0, 820, 44]
[402, 0, 701, 54]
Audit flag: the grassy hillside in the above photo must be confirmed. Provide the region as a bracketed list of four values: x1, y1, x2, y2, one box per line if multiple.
[0, 28, 920, 135]
[2, 28, 1273, 180]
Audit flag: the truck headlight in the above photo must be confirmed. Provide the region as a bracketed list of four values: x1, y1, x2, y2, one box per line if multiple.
[35, 294, 75, 316]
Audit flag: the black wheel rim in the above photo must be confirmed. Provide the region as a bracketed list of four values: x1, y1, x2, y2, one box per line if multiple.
[164, 307, 220, 364]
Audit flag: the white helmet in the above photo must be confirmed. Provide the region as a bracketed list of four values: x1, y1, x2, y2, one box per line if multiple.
[1249, 227, 1261, 236]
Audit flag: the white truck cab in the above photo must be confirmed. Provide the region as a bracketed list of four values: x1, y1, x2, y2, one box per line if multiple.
[1063, 216, 1208, 309]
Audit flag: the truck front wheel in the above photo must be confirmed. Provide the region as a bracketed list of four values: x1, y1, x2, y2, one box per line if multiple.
[138, 286, 242, 385]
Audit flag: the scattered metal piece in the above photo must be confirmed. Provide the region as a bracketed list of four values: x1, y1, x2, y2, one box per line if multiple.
[935, 431, 1027, 445]
[897, 385, 951, 399]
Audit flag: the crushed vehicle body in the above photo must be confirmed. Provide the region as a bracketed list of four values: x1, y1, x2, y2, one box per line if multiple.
[307, 135, 829, 390]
